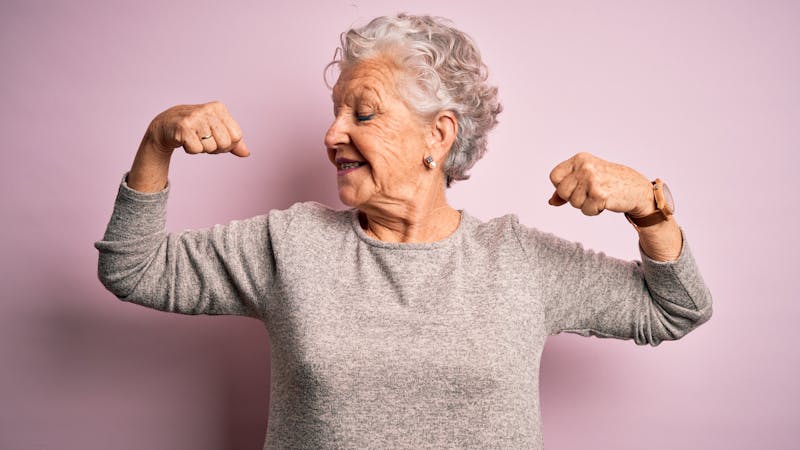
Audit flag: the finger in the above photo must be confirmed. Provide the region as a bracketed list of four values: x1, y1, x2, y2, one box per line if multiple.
[548, 191, 567, 206]
[199, 128, 218, 153]
[568, 178, 588, 209]
[554, 173, 579, 205]
[220, 113, 244, 145]
[180, 127, 204, 154]
[208, 116, 232, 152]
[229, 140, 251, 157]
[580, 196, 605, 216]
[549, 157, 575, 187]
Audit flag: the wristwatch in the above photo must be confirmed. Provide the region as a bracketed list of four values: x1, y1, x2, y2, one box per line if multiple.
[625, 178, 674, 229]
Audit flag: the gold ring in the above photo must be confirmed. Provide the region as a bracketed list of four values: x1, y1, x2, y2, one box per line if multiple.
[200, 134, 213, 140]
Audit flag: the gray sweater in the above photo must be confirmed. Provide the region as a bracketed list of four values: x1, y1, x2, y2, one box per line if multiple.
[95, 174, 713, 449]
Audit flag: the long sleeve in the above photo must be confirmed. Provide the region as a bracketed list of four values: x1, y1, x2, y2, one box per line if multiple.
[513, 220, 713, 346]
[94, 173, 277, 318]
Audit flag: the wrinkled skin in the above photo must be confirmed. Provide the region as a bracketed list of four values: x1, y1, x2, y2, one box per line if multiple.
[324, 56, 461, 243]
[547, 152, 683, 260]
[548, 152, 654, 217]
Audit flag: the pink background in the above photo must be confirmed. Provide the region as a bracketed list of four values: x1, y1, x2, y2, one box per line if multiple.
[1, 0, 797, 448]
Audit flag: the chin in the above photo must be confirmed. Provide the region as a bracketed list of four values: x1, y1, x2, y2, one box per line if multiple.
[336, 175, 374, 208]
[337, 186, 360, 208]
[338, 194, 357, 208]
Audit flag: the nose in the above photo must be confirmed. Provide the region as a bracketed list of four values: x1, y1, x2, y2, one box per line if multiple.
[324, 114, 351, 158]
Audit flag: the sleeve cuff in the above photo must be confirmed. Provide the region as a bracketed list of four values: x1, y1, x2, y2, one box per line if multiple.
[100, 172, 171, 240]
[118, 172, 170, 203]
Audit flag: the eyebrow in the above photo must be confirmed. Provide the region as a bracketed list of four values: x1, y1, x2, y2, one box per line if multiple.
[331, 85, 382, 109]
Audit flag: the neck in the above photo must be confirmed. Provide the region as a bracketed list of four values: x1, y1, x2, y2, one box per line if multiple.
[358, 186, 461, 243]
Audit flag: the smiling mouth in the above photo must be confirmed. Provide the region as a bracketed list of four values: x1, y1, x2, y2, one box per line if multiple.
[336, 158, 368, 175]
[339, 162, 363, 170]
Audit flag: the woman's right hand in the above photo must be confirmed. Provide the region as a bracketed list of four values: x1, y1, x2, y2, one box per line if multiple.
[128, 101, 249, 193]
[145, 101, 250, 157]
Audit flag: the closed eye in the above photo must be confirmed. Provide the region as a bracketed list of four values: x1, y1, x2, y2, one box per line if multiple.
[356, 113, 375, 122]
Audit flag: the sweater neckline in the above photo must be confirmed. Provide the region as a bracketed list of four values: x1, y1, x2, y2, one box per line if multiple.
[349, 209, 470, 250]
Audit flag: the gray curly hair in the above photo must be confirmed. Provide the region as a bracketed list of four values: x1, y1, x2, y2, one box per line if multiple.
[326, 14, 502, 187]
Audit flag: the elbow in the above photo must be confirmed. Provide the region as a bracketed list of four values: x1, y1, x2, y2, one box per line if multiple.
[94, 232, 172, 309]
[647, 302, 713, 346]
[677, 304, 713, 340]
[646, 283, 714, 346]
[96, 253, 140, 300]
[696, 301, 713, 327]
[97, 258, 126, 299]
[684, 290, 714, 333]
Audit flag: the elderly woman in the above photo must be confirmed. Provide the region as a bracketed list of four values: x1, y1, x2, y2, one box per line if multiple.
[96, 14, 712, 449]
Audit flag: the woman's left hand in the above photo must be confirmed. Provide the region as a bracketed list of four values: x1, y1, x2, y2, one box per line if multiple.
[549, 152, 683, 261]
[547, 152, 655, 218]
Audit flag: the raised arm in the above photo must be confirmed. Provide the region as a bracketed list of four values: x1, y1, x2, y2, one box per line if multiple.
[532, 152, 713, 345]
[95, 102, 274, 318]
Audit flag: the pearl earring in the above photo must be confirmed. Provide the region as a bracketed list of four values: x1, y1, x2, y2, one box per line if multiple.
[424, 156, 437, 169]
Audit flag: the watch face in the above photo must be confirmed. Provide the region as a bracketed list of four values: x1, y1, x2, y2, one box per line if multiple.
[662, 182, 675, 213]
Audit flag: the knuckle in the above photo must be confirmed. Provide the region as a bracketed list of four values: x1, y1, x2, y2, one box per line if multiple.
[574, 151, 590, 162]
[188, 109, 204, 122]
[581, 158, 597, 172]
[208, 100, 227, 113]
[177, 117, 192, 130]
[589, 185, 607, 200]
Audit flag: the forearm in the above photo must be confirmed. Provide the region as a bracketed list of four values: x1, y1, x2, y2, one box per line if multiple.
[127, 134, 174, 193]
[636, 217, 683, 262]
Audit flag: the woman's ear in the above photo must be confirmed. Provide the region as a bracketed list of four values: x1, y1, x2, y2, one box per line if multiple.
[428, 110, 458, 160]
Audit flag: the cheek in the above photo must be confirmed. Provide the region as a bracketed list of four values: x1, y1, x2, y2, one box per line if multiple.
[351, 126, 394, 164]
[365, 122, 423, 167]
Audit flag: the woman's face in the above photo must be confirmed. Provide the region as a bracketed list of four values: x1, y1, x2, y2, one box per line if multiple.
[324, 56, 433, 211]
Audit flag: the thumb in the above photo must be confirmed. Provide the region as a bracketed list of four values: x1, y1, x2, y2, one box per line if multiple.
[230, 140, 250, 158]
[548, 191, 567, 206]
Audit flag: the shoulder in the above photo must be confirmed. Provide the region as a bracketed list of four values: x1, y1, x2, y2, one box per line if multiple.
[268, 201, 351, 236]
[464, 212, 518, 241]
[460, 212, 530, 255]
[465, 212, 580, 259]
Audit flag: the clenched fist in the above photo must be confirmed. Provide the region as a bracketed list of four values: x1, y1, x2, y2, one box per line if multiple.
[548, 152, 655, 218]
[145, 101, 250, 157]
[129, 101, 249, 193]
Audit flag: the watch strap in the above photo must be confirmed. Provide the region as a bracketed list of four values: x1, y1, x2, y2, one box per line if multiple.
[625, 210, 668, 228]
[625, 179, 672, 229]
